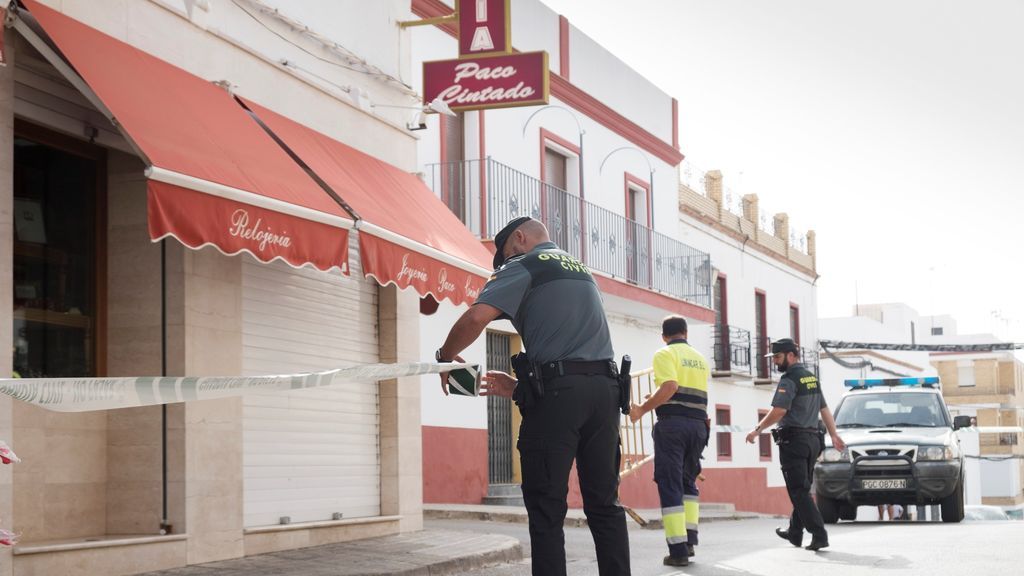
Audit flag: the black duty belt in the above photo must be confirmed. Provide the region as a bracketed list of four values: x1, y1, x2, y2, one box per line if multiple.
[779, 427, 820, 435]
[539, 359, 617, 380]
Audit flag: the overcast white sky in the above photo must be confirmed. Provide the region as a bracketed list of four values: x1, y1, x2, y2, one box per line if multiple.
[540, 0, 1024, 343]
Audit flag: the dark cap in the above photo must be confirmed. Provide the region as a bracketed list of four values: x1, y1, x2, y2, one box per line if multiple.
[492, 216, 533, 268]
[765, 338, 799, 357]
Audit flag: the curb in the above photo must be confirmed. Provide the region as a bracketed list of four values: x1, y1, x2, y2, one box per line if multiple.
[402, 539, 524, 576]
[425, 508, 772, 530]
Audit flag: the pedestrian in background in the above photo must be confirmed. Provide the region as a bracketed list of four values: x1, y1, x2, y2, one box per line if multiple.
[436, 217, 631, 576]
[629, 315, 710, 568]
[745, 338, 846, 551]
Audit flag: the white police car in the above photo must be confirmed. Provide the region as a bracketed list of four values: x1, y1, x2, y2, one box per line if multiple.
[813, 377, 970, 523]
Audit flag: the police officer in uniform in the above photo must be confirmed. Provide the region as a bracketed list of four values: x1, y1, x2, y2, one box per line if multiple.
[745, 338, 845, 551]
[436, 217, 630, 576]
[629, 316, 709, 567]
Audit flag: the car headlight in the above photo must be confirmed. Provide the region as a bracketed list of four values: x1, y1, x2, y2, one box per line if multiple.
[918, 445, 954, 461]
[821, 447, 849, 462]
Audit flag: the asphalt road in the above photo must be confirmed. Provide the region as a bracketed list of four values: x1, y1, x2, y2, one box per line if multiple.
[428, 516, 1024, 575]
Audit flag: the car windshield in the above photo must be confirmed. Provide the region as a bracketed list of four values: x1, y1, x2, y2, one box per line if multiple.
[834, 392, 949, 428]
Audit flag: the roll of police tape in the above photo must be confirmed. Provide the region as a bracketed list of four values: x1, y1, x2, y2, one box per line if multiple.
[0, 362, 480, 412]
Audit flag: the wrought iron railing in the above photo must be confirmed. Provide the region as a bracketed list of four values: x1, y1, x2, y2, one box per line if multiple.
[425, 158, 713, 309]
[712, 324, 752, 375]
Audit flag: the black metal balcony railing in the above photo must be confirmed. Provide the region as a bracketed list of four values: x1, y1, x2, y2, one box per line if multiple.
[426, 158, 713, 309]
[712, 324, 752, 374]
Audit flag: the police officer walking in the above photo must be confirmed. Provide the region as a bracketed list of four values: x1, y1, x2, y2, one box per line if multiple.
[745, 338, 845, 551]
[629, 316, 709, 568]
[436, 217, 630, 576]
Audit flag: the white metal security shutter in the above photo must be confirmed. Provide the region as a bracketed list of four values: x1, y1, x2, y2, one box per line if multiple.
[241, 248, 380, 528]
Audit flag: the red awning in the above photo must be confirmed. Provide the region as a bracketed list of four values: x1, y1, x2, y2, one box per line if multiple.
[22, 0, 352, 272]
[239, 98, 493, 305]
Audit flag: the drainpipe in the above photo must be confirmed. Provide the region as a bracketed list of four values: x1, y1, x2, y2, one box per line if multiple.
[160, 239, 170, 534]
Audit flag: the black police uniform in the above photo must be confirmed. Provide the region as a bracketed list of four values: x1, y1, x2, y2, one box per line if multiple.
[771, 360, 829, 546]
[476, 221, 630, 576]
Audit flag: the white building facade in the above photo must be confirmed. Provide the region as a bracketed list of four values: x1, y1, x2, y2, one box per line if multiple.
[408, 0, 717, 509]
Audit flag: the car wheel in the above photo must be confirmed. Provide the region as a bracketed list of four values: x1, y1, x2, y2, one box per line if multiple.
[940, 477, 965, 523]
[817, 495, 840, 524]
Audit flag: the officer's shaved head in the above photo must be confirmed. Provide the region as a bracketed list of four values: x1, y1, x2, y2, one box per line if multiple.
[498, 218, 550, 264]
[517, 218, 549, 241]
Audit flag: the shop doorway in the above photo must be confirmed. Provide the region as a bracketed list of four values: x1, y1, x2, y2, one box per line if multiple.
[12, 122, 105, 379]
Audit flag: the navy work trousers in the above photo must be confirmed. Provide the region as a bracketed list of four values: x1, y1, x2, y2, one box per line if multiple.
[652, 416, 707, 557]
[517, 373, 630, 576]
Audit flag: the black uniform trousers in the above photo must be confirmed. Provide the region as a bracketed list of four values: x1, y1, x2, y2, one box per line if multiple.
[778, 430, 827, 541]
[517, 373, 631, 576]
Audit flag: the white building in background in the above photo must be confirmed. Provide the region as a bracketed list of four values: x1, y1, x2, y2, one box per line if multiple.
[408, 0, 822, 514]
[408, 0, 717, 510]
[676, 170, 820, 515]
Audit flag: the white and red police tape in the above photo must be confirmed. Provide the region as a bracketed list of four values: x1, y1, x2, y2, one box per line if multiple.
[0, 362, 480, 412]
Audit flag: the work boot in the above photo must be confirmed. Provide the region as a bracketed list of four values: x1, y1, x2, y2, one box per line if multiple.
[805, 537, 830, 551]
[687, 543, 695, 557]
[775, 527, 802, 547]
[663, 554, 690, 567]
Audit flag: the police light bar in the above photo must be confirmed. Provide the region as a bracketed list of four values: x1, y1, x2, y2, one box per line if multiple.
[843, 377, 940, 388]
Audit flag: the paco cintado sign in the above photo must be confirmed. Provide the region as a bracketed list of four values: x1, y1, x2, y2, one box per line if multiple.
[423, 51, 549, 112]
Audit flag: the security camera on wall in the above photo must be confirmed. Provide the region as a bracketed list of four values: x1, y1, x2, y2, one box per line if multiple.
[407, 111, 428, 131]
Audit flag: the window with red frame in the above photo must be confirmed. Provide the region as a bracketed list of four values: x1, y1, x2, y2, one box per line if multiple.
[758, 409, 772, 460]
[716, 406, 732, 460]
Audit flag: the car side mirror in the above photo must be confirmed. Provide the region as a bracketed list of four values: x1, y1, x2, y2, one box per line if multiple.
[953, 415, 972, 430]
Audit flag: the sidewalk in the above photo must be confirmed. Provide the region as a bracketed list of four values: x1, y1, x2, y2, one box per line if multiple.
[137, 529, 521, 576]
[425, 502, 775, 530]
[136, 503, 768, 576]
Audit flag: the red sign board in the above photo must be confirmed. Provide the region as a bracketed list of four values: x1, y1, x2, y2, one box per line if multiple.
[458, 0, 511, 57]
[423, 51, 549, 112]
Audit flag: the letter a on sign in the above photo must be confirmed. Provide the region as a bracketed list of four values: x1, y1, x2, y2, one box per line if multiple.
[459, 0, 510, 57]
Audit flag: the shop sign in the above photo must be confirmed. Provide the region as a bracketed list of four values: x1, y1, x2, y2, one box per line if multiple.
[458, 0, 511, 58]
[423, 51, 549, 112]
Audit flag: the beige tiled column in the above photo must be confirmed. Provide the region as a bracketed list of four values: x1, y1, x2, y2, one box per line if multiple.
[105, 150, 164, 535]
[164, 243, 245, 563]
[0, 27, 16, 576]
[378, 285, 423, 532]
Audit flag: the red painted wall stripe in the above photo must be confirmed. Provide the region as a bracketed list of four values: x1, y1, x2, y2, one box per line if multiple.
[595, 274, 715, 323]
[423, 426, 489, 504]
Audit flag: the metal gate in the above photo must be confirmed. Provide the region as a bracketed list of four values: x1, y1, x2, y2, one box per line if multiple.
[486, 332, 514, 484]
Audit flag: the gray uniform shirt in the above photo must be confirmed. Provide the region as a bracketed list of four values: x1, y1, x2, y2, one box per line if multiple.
[475, 242, 613, 364]
[771, 363, 827, 429]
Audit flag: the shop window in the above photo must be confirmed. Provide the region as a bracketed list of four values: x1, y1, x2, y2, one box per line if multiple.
[12, 125, 103, 378]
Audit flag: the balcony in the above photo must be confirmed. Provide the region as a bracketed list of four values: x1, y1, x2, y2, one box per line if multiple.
[426, 158, 713, 309]
[712, 324, 752, 376]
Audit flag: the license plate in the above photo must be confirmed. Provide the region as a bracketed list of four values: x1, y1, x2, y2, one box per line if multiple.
[860, 479, 907, 490]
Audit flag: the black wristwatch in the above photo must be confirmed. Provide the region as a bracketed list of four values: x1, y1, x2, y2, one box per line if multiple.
[435, 348, 450, 363]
